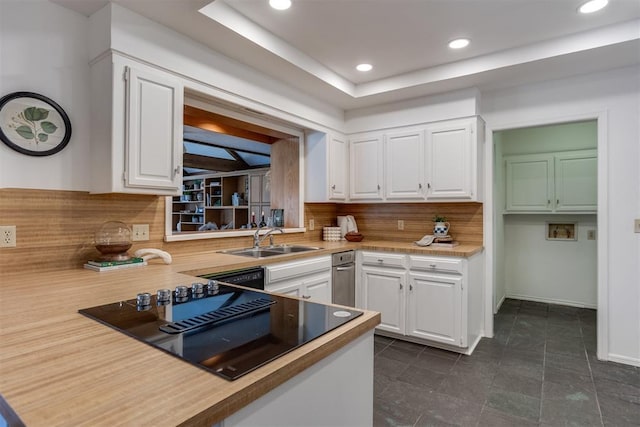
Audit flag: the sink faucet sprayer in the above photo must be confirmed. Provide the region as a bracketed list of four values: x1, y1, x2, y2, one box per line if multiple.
[253, 226, 284, 248]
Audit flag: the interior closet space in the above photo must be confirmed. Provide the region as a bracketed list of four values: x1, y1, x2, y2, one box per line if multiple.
[494, 120, 598, 310]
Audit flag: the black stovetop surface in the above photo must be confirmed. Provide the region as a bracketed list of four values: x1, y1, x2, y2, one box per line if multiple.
[79, 284, 362, 380]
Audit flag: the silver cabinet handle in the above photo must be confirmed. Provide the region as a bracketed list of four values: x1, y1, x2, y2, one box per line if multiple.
[430, 264, 437, 268]
[548, 200, 551, 205]
[557, 199, 559, 204]
[410, 284, 413, 291]
[399, 283, 403, 290]
[427, 183, 431, 189]
[419, 183, 423, 189]
[331, 184, 336, 189]
[174, 165, 182, 176]
[377, 259, 384, 263]
[377, 184, 381, 190]
[302, 295, 311, 299]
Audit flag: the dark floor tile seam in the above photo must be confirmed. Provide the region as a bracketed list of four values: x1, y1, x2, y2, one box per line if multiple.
[583, 346, 606, 427]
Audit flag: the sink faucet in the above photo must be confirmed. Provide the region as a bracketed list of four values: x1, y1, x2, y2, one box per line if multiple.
[253, 226, 284, 248]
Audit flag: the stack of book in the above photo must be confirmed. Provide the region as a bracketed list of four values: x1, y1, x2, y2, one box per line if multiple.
[84, 257, 147, 272]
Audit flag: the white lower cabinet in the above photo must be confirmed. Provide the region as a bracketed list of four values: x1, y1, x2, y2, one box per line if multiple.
[361, 266, 406, 334]
[407, 272, 464, 347]
[358, 250, 483, 353]
[266, 256, 332, 304]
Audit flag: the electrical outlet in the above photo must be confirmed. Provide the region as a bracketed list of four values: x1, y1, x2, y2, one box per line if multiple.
[587, 230, 596, 240]
[398, 220, 404, 230]
[132, 224, 149, 241]
[309, 219, 315, 231]
[635, 219, 640, 233]
[0, 225, 16, 248]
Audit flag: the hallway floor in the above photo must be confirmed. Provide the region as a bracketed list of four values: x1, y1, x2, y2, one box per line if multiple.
[373, 299, 640, 426]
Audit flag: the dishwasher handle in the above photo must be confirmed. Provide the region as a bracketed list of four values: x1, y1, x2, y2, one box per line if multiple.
[335, 265, 354, 272]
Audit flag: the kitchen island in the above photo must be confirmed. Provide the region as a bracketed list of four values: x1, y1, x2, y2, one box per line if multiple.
[0, 240, 481, 425]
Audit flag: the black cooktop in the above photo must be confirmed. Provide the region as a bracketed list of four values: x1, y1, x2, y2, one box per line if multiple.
[79, 284, 362, 380]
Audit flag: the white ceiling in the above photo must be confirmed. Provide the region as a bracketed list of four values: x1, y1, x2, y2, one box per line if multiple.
[51, 0, 640, 109]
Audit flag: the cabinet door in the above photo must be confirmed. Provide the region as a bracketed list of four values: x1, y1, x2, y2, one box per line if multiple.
[328, 134, 348, 200]
[385, 129, 425, 199]
[408, 272, 465, 347]
[125, 66, 183, 191]
[302, 273, 332, 304]
[362, 267, 406, 334]
[505, 154, 554, 211]
[425, 121, 473, 199]
[554, 151, 597, 212]
[350, 134, 383, 200]
[267, 281, 302, 298]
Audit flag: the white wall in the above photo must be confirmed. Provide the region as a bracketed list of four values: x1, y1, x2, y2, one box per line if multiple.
[0, 0, 91, 190]
[504, 214, 598, 307]
[482, 65, 640, 365]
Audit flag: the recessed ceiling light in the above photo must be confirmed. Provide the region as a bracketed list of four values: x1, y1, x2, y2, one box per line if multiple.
[448, 38, 470, 49]
[356, 63, 373, 72]
[579, 0, 608, 13]
[269, 0, 291, 10]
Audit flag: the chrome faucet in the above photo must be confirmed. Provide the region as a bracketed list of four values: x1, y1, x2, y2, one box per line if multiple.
[253, 226, 284, 248]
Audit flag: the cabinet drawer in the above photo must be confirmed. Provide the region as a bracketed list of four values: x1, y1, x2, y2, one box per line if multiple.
[267, 256, 331, 284]
[409, 255, 463, 274]
[361, 252, 406, 269]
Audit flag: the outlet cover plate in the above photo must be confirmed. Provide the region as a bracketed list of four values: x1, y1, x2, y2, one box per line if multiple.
[132, 224, 149, 241]
[0, 225, 17, 247]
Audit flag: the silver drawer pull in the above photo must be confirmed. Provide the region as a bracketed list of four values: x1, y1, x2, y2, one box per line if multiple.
[302, 295, 311, 299]
[430, 264, 437, 268]
[377, 259, 384, 263]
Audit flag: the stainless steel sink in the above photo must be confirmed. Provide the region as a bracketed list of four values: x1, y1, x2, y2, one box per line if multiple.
[219, 245, 322, 258]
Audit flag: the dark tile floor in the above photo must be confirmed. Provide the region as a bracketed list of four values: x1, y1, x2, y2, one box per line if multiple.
[373, 299, 640, 426]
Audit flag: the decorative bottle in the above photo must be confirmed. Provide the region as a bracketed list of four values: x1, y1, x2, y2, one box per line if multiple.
[259, 211, 267, 228]
[250, 212, 257, 229]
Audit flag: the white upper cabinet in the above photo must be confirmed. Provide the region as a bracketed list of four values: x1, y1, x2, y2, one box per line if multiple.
[425, 119, 480, 200]
[304, 131, 348, 202]
[505, 149, 596, 213]
[505, 153, 554, 211]
[554, 150, 597, 211]
[385, 129, 425, 200]
[349, 133, 384, 200]
[328, 134, 349, 200]
[90, 54, 183, 195]
[348, 117, 483, 203]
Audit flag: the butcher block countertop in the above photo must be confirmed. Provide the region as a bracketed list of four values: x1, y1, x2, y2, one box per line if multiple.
[0, 240, 482, 426]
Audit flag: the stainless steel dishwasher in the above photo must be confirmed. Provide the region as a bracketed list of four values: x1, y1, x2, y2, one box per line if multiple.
[332, 250, 355, 306]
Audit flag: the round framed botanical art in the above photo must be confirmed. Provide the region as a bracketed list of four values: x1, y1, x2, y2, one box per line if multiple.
[0, 91, 72, 156]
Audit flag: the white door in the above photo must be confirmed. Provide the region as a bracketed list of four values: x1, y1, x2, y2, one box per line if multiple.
[505, 154, 554, 211]
[385, 129, 425, 199]
[350, 134, 383, 200]
[425, 121, 472, 199]
[408, 272, 464, 346]
[554, 150, 597, 212]
[362, 267, 406, 334]
[125, 66, 183, 191]
[328, 134, 348, 200]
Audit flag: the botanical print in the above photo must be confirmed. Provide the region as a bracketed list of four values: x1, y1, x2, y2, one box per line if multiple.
[1, 97, 64, 151]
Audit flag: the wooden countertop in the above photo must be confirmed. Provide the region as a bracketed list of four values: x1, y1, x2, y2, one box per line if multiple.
[0, 240, 481, 426]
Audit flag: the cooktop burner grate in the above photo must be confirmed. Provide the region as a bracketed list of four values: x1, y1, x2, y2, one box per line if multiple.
[159, 297, 276, 334]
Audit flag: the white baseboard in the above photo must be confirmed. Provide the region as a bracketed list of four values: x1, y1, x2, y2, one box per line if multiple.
[505, 293, 597, 309]
[495, 294, 506, 314]
[605, 353, 640, 368]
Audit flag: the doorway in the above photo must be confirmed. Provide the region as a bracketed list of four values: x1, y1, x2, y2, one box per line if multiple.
[485, 112, 608, 361]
